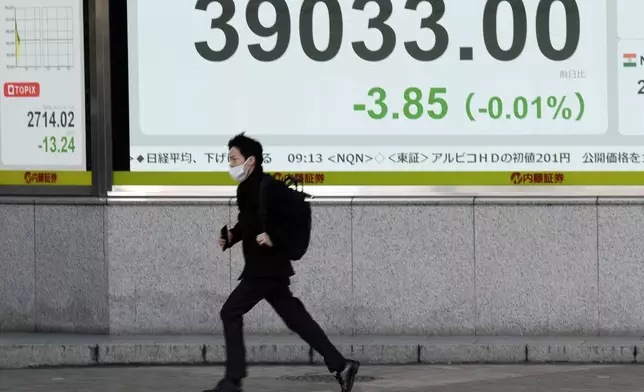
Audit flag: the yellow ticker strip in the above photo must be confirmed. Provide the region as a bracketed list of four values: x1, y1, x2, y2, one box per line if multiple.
[112, 171, 644, 186]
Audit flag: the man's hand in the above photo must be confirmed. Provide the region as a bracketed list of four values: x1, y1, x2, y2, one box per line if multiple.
[256, 232, 273, 247]
[219, 231, 233, 249]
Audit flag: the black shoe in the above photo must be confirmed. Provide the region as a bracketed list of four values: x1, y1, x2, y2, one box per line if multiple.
[203, 378, 242, 392]
[335, 360, 360, 392]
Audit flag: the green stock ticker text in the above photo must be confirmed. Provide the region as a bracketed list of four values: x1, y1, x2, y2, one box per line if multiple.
[353, 87, 586, 122]
[41, 136, 77, 154]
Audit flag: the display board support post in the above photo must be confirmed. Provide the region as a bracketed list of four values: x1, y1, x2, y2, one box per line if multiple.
[89, 0, 112, 197]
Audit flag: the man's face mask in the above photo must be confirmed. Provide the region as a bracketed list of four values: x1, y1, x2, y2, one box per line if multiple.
[229, 158, 251, 183]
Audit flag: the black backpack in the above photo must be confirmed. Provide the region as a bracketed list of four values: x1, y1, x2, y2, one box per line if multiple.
[258, 175, 312, 261]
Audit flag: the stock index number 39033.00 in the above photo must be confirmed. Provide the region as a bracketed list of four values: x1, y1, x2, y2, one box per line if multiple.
[195, 0, 580, 63]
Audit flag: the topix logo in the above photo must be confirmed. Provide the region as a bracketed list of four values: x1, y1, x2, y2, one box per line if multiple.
[4, 82, 40, 98]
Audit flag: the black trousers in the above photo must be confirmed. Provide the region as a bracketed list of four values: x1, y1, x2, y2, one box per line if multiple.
[220, 277, 346, 380]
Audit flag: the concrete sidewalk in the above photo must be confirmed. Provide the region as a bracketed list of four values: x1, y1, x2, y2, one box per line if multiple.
[1, 334, 643, 369]
[4, 365, 644, 392]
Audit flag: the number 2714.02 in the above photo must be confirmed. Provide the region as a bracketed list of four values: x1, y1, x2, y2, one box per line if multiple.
[27, 111, 75, 128]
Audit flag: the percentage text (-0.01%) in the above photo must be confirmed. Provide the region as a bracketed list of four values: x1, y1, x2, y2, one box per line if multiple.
[465, 92, 585, 121]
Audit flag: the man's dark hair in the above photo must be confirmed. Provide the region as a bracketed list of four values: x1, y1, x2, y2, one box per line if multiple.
[228, 133, 263, 166]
